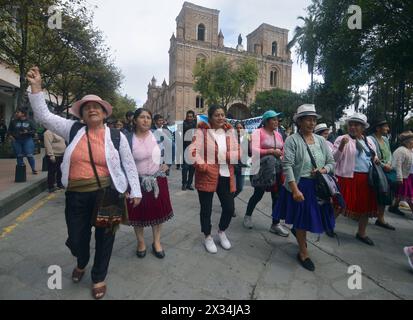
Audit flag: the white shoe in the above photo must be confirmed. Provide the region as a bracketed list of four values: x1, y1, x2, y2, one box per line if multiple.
[243, 215, 253, 229]
[403, 247, 413, 271]
[269, 223, 290, 237]
[218, 231, 231, 250]
[204, 237, 217, 254]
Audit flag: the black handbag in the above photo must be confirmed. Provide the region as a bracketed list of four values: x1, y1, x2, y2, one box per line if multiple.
[362, 137, 389, 195]
[250, 132, 281, 188]
[250, 155, 278, 188]
[86, 128, 126, 231]
[299, 134, 340, 201]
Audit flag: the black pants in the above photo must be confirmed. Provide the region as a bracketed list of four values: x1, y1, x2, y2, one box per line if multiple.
[182, 159, 195, 187]
[198, 177, 234, 236]
[65, 191, 115, 284]
[47, 156, 63, 189]
[245, 187, 280, 224]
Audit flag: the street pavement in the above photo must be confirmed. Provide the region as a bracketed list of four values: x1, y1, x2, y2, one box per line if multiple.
[0, 151, 45, 193]
[0, 167, 412, 300]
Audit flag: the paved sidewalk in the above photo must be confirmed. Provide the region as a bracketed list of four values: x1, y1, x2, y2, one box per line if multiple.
[0, 150, 47, 218]
[0, 168, 412, 300]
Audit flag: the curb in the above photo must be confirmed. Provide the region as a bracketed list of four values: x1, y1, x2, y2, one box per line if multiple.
[0, 177, 48, 219]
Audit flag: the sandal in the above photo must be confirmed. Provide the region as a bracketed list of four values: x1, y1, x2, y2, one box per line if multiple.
[72, 268, 85, 283]
[92, 284, 107, 300]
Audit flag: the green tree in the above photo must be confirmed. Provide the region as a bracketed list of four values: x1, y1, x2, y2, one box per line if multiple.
[287, 14, 319, 102]
[0, 0, 123, 116]
[0, 0, 58, 108]
[110, 93, 137, 120]
[193, 55, 258, 110]
[250, 88, 307, 128]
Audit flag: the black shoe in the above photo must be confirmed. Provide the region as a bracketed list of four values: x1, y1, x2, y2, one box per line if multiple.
[182, 185, 187, 191]
[186, 185, 194, 191]
[57, 184, 65, 190]
[356, 233, 375, 246]
[48, 187, 57, 193]
[232, 212, 237, 218]
[136, 249, 146, 258]
[388, 206, 405, 216]
[32, 170, 38, 175]
[375, 220, 396, 230]
[297, 253, 315, 271]
[152, 243, 165, 259]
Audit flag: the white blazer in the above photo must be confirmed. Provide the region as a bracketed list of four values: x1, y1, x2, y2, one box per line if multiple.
[28, 92, 142, 198]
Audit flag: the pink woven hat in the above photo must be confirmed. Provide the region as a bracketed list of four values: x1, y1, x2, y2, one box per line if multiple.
[70, 95, 113, 119]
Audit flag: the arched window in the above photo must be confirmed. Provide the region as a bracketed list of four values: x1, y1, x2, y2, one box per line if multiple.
[196, 54, 207, 65]
[197, 24, 205, 41]
[272, 41, 278, 57]
[270, 70, 277, 87]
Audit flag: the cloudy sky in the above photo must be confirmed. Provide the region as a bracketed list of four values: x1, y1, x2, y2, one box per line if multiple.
[86, 0, 313, 106]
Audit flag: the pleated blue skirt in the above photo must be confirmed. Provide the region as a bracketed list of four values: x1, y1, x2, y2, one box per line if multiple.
[272, 177, 335, 234]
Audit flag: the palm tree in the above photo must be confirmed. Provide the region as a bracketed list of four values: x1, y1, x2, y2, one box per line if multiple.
[287, 14, 319, 102]
[352, 87, 367, 113]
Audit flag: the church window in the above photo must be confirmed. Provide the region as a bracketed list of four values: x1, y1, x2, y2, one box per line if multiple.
[197, 24, 205, 41]
[272, 41, 278, 57]
[196, 96, 204, 109]
[270, 70, 277, 87]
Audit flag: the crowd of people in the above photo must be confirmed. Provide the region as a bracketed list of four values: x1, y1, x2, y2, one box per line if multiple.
[23, 66, 413, 299]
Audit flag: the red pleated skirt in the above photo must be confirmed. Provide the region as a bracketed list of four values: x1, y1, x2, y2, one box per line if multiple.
[127, 177, 173, 227]
[336, 173, 378, 218]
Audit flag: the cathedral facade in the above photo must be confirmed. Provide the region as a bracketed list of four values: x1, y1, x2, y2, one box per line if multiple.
[143, 2, 293, 122]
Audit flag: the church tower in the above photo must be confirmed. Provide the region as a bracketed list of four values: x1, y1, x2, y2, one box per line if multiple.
[145, 2, 293, 122]
[169, 2, 220, 121]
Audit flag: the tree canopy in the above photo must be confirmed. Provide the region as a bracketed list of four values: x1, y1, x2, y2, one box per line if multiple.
[193, 55, 258, 110]
[0, 0, 125, 116]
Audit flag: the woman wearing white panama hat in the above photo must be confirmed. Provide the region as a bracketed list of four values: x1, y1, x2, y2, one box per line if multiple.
[314, 123, 334, 153]
[333, 113, 380, 246]
[273, 104, 335, 271]
[26, 67, 142, 299]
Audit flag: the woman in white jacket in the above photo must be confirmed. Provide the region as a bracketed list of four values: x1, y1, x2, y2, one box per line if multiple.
[391, 131, 413, 215]
[27, 67, 142, 299]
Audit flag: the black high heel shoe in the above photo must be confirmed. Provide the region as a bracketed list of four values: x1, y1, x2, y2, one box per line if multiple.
[152, 243, 165, 259]
[136, 249, 146, 258]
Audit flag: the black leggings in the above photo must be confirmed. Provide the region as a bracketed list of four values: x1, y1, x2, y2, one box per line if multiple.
[198, 177, 234, 236]
[245, 187, 280, 224]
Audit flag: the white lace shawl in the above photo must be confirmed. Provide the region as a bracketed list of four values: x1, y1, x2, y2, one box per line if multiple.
[28, 92, 142, 198]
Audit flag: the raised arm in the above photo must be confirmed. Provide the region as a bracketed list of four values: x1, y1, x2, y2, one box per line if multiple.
[26, 67, 75, 141]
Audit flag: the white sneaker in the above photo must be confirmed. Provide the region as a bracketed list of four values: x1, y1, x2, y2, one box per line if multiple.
[269, 223, 290, 237]
[403, 247, 413, 271]
[243, 215, 253, 229]
[204, 237, 217, 254]
[218, 231, 231, 250]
